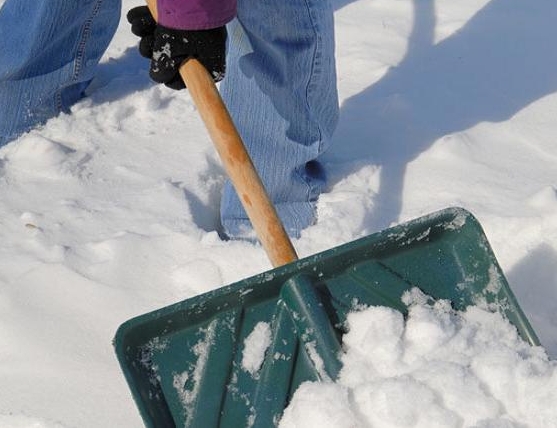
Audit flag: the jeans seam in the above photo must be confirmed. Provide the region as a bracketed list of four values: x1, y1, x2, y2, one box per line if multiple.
[54, 0, 103, 111]
[73, 0, 104, 82]
[55, 90, 63, 112]
[300, 0, 324, 201]
[302, 0, 324, 152]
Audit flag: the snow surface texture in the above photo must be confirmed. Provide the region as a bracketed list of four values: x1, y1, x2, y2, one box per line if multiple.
[0, 0, 556, 427]
[242, 322, 272, 377]
[279, 290, 557, 428]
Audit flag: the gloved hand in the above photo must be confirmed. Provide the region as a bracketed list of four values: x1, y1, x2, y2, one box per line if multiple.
[127, 6, 227, 90]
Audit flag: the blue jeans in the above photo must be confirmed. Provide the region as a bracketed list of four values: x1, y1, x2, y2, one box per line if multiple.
[0, 0, 121, 146]
[0, 0, 338, 238]
[220, 0, 339, 238]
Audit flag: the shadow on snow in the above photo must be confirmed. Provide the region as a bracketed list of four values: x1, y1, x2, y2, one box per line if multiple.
[329, 0, 557, 230]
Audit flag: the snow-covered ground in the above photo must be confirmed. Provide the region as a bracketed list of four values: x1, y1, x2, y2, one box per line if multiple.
[1, 0, 556, 427]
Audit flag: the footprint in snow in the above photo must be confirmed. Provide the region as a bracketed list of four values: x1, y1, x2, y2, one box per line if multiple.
[2, 133, 87, 179]
[171, 258, 224, 297]
[528, 185, 557, 211]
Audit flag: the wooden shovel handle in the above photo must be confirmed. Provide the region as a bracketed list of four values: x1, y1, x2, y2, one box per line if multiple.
[146, 1, 298, 267]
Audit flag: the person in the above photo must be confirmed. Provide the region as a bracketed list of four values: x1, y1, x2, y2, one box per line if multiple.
[0, 0, 339, 239]
[0, 1, 121, 146]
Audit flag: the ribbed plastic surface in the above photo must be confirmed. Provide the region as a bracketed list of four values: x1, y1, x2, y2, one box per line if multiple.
[114, 207, 539, 428]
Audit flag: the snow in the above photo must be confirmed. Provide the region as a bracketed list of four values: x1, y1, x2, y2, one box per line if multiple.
[280, 290, 557, 428]
[0, 0, 556, 427]
[173, 320, 217, 426]
[242, 322, 272, 377]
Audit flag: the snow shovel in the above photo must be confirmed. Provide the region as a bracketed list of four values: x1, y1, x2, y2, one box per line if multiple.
[115, 207, 539, 428]
[114, 3, 539, 427]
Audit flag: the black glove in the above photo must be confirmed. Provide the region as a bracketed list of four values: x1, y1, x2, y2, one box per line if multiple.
[126, 6, 227, 90]
[127, 6, 157, 58]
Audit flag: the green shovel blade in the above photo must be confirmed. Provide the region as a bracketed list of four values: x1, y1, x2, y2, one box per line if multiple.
[114, 207, 539, 428]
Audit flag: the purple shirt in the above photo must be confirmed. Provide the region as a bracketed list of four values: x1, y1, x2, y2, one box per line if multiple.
[157, 0, 237, 30]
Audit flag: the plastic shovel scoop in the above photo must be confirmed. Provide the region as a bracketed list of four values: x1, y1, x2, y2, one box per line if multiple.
[114, 3, 539, 426]
[114, 207, 539, 428]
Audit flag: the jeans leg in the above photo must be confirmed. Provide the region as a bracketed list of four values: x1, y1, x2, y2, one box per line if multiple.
[0, 0, 121, 146]
[219, 0, 339, 238]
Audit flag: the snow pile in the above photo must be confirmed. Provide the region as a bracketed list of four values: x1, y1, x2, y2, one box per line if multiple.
[242, 322, 272, 377]
[280, 290, 556, 428]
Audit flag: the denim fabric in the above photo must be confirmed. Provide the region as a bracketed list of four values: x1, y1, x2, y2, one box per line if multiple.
[0, 0, 338, 238]
[0, 0, 121, 146]
[219, 0, 339, 238]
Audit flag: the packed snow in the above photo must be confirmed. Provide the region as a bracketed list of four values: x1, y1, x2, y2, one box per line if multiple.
[279, 289, 557, 428]
[1, 0, 556, 427]
[242, 322, 272, 377]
